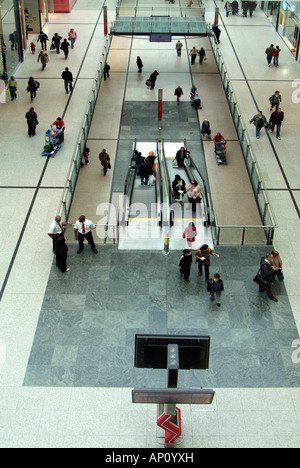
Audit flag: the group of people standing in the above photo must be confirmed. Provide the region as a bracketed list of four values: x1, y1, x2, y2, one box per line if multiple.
[179, 246, 223, 306]
[255, 251, 284, 302]
[249, 90, 284, 140]
[48, 214, 99, 273]
[265, 44, 281, 68]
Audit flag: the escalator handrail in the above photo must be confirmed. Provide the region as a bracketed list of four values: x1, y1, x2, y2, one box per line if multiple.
[159, 139, 173, 226]
[121, 139, 138, 225]
[184, 155, 210, 225]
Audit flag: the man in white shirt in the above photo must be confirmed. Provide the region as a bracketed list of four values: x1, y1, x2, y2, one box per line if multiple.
[74, 215, 98, 254]
[48, 215, 71, 253]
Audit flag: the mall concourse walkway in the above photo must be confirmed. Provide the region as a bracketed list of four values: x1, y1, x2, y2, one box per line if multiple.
[1, 0, 300, 450]
[68, 22, 262, 247]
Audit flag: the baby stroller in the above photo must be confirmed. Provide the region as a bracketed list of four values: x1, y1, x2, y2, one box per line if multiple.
[42, 127, 63, 157]
[215, 141, 227, 165]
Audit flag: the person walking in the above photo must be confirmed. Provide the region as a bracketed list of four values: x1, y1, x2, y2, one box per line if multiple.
[8, 76, 17, 101]
[55, 237, 69, 273]
[232, 0, 239, 14]
[249, 111, 267, 139]
[60, 39, 70, 59]
[30, 42, 36, 54]
[224, 1, 232, 16]
[174, 85, 184, 103]
[68, 28, 77, 49]
[257, 253, 278, 302]
[186, 180, 202, 212]
[104, 63, 110, 81]
[201, 120, 212, 139]
[207, 273, 224, 307]
[136, 56, 143, 73]
[25, 107, 39, 137]
[269, 90, 281, 111]
[195, 244, 220, 281]
[52, 117, 65, 143]
[248, 1, 257, 17]
[198, 48, 206, 64]
[37, 31, 49, 50]
[265, 44, 276, 67]
[190, 46, 197, 64]
[149, 70, 159, 90]
[74, 215, 98, 254]
[175, 146, 190, 168]
[179, 249, 193, 283]
[62, 67, 73, 94]
[139, 159, 153, 185]
[273, 45, 280, 67]
[172, 174, 186, 205]
[26, 77, 40, 102]
[99, 149, 111, 176]
[52, 33, 63, 54]
[212, 24, 221, 44]
[271, 250, 284, 282]
[176, 40, 183, 56]
[48, 215, 71, 253]
[269, 107, 284, 140]
[38, 50, 49, 71]
[183, 222, 197, 248]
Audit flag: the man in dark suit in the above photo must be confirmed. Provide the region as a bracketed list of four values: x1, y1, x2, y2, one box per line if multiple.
[259, 253, 278, 302]
[179, 249, 193, 284]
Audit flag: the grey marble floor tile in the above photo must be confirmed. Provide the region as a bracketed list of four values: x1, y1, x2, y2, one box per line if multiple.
[23, 245, 300, 389]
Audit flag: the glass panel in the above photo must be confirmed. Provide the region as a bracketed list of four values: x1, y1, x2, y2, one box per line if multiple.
[218, 227, 242, 245]
[244, 227, 268, 245]
[0, 0, 20, 76]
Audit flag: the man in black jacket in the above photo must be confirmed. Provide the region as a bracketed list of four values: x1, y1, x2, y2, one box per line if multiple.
[62, 67, 73, 94]
[179, 249, 192, 283]
[139, 160, 153, 185]
[259, 253, 278, 302]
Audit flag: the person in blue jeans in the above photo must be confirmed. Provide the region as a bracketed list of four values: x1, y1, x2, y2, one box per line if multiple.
[269, 108, 284, 140]
[207, 273, 224, 307]
[249, 111, 267, 139]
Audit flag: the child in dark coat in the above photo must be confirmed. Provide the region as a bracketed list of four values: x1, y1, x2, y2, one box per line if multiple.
[207, 273, 224, 306]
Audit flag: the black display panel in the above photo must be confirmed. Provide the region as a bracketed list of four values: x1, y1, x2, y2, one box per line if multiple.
[135, 334, 210, 370]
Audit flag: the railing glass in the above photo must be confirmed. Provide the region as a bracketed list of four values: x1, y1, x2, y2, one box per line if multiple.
[58, 36, 116, 244]
[209, 28, 277, 245]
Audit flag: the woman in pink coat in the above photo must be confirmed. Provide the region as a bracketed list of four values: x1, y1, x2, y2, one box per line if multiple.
[183, 222, 197, 248]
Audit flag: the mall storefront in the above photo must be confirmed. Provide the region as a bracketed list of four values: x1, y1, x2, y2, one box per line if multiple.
[0, 0, 76, 78]
[261, 1, 300, 60]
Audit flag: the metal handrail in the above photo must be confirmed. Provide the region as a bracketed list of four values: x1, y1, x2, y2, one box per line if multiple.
[183, 155, 210, 226]
[57, 36, 112, 224]
[208, 26, 277, 243]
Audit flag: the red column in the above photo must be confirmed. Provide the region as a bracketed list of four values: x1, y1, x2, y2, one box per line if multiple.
[52, 0, 77, 13]
[158, 89, 163, 120]
[104, 6, 108, 36]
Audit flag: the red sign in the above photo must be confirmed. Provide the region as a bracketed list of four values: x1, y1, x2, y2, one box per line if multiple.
[157, 407, 182, 445]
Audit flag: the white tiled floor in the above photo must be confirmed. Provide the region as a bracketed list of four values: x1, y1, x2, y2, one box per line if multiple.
[0, 0, 300, 448]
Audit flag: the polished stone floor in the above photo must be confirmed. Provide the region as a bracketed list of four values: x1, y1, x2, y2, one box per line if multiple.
[23, 245, 300, 389]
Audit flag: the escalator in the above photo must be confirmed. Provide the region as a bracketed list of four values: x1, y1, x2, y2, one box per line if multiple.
[162, 140, 213, 249]
[119, 139, 213, 250]
[118, 140, 163, 249]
